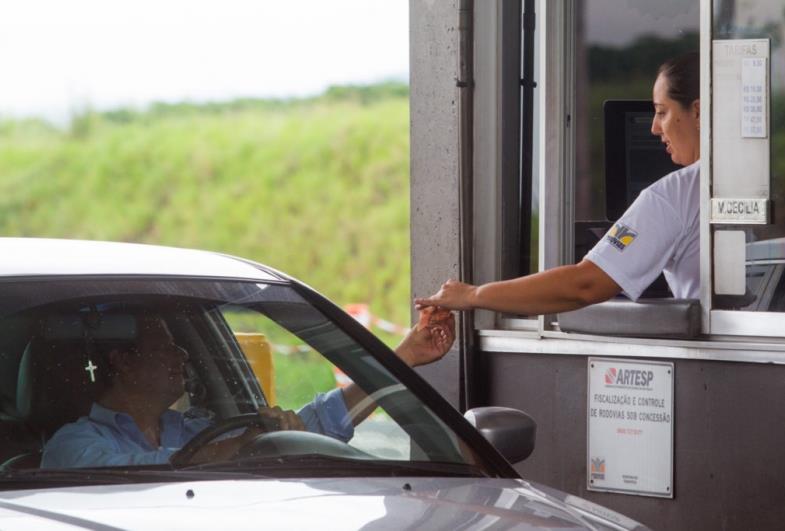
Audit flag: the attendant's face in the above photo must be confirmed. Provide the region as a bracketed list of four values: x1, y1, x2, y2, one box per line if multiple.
[118, 317, 189, 405]
[651, 73, 701, 166]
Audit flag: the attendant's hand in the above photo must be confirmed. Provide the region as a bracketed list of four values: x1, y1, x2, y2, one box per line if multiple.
[395, 307, 455, 367]
[414, 279, 477, 311]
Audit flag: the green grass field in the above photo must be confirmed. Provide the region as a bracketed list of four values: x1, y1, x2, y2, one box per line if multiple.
[0, 85, 412, 332]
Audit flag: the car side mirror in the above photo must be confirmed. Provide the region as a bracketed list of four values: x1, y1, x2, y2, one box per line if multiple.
[464, 407, 536, 464]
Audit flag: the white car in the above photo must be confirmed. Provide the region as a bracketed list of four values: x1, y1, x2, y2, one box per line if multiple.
[0, 238, 648, 530]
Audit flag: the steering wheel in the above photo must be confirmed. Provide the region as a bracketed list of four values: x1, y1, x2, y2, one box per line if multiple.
[169, 413, 279, 467]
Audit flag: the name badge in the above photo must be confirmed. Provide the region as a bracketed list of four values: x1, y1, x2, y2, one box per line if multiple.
[710, 198, 769, 224]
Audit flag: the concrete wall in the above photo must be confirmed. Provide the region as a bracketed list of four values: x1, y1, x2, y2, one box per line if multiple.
[409, 0, 462, 407]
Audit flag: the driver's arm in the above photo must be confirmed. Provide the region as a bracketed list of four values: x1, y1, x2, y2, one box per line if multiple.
[339, 310, 455, 426]
[229, 310, 454, 446]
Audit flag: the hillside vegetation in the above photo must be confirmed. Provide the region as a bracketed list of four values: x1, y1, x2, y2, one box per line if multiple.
[0, 84, 413, 337]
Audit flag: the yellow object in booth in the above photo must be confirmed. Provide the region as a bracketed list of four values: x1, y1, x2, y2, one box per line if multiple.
[234, 332, 276, 406]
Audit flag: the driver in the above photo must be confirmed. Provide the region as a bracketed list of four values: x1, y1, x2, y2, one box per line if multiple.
[41, 311, 454, 468]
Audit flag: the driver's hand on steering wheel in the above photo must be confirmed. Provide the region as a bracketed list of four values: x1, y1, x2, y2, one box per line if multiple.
[255, 405, 305, 432]
[234, 406, 305, 445]
[237, 406, 306, 442]
[188, 406, 306, 463]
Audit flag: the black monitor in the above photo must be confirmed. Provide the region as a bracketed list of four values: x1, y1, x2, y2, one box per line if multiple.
[603, 100, 680, 220]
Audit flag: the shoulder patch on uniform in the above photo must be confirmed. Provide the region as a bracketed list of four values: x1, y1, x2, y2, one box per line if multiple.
[605, 223, 638, 251]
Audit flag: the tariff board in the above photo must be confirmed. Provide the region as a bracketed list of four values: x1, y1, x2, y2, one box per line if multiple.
[587, 358, 674, 498]
[712, 38, 770, 224]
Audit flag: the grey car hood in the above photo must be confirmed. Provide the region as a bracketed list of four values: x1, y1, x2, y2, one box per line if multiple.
[0, 477, 648, 530]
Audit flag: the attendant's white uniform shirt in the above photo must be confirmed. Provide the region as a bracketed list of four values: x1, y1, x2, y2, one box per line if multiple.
[585, 161, 700, 301]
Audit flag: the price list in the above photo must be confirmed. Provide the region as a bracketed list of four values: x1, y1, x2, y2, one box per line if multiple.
[741, 57, 767, 138]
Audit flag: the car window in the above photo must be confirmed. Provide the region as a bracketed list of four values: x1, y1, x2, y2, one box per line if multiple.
[0, 278, 484, 483]
[221, 304, 414, 460]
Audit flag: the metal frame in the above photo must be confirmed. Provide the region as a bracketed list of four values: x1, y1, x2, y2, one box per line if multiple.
[517, 0, 536, 279]
[699, 0, 714, 333]
[469, 0, 493, 332]
[458, 0, 477, 413]
[537, 0, 574, 334]
[710, 310, 785, 337]
[479, 329, 785, 364]
[472, 0, 522, 332]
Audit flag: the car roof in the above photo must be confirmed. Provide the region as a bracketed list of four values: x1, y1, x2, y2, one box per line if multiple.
[0, 238, 282, 281]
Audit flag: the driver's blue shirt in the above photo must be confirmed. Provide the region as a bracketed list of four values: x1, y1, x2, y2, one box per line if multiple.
[41, 389, 354, 468]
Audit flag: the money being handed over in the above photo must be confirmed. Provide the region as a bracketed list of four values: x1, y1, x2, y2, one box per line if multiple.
[415, 306, 454, 355]
[416, 306, 453, 332]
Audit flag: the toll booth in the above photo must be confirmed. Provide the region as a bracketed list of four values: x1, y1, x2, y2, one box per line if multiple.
[409, 2, 785, 529]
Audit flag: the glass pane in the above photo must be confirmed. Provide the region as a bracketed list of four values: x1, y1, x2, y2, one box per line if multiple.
[713, 1, 785, 312]
[0, 279, 482, 479]
[220, 305, 413, 459]
[574, 1, 699, 295]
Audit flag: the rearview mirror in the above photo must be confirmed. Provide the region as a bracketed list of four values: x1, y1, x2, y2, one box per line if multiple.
[464, 407, 536, 464]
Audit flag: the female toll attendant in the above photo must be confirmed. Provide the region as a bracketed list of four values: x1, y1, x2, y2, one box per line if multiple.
[417, 52, 701, 315]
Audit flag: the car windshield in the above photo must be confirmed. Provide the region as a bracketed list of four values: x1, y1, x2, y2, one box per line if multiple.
[0, 277, 487, 486]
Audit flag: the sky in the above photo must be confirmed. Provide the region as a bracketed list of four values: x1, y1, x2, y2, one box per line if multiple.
[0, 0, 409, 123]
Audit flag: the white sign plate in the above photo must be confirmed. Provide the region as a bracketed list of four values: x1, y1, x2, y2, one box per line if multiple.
[587, 358, 674, 498]
[714, 230, 747, 295]
[712, 39, 770, 200]
[711, 197, 769, 224]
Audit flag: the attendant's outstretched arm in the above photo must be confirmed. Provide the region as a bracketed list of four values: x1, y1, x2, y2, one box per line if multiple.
[415, 260, 621, 316]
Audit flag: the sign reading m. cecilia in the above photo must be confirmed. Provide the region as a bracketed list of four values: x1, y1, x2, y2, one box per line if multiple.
[711, 197, 769, 224]
[587, 358, 674, 498]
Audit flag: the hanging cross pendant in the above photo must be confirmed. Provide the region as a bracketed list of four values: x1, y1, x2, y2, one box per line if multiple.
[85, 359, 98, 383]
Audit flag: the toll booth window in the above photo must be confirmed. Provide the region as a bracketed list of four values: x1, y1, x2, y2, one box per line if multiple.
[712, 1, 785, 313]
[573, 1, 699, 298]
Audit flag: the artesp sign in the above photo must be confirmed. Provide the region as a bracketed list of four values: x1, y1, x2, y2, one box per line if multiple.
[604, 367, 654, 388]
[588, 358, 674, 498]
